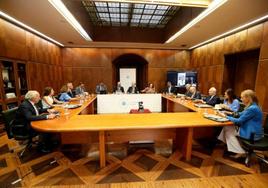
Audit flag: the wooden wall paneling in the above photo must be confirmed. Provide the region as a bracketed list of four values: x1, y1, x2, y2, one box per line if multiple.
[213, 39, 224, 65]
[224, 34, 236, 54]
[26, 32, 37, 62]
[148, 68, 168, 92]
[189, 21, 268, 112]
[0, 19, 7, 57]
[260, 22, 268, 59]
[233, 29, 247, 52]
[255, 59, 268, 112]
[63, 67, 73, 84]
[246, 24, 264, 50]
[206, 43, 214, 66]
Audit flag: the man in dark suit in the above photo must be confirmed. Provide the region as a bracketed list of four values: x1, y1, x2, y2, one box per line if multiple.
[67, 82, 75, 97]
[203, 87, 221, 106]
[127, 82, 139, 94]
[13, 90, 56, 152]
[163, 81, 176, 94]
[96, 82, 107, 94]
[114, 81, 124, 93]
[188, 85, 201, 99]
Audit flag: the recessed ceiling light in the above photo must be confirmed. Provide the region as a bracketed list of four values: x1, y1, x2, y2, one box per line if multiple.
[0, 10, 64, 47]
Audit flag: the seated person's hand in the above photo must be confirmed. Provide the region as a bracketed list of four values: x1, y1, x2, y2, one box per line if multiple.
[217, 111, 227, 117]
[47, 113, 56, 119]
[193, 99, 202, 103]
[47, 109, 56, 113]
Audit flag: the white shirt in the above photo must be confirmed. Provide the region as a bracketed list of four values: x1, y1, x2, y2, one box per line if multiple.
[29, 100, 39, 115]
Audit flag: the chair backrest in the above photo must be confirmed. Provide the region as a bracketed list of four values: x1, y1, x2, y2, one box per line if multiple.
[2, 107, 18, 139]
[264, 115, 268, 134]
[238, 102, 245, 112]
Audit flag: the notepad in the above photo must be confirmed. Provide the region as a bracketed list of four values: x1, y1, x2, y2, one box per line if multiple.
[203, 114, 229, 122]
[194, 104, 212, 108]
[66, 104, 82, 109]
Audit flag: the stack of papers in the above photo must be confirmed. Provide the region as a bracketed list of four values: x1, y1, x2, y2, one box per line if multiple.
[66, 104, 82, 109]
[194, 104, 212, 108]
[203, 114, 229, 122]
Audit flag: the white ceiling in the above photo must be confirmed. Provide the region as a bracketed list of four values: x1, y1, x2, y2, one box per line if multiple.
[0, 0, 268, 49]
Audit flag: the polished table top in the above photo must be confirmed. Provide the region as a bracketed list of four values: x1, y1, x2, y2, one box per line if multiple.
[31, 94, 233, 132]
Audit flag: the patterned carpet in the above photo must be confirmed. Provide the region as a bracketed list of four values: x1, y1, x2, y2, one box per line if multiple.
[0, 134, 268, 187]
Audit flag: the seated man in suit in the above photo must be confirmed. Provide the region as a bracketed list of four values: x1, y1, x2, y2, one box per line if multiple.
[202, 87, 221, 106]
[188, 85, 201, 99]
[67, 82, 75, 97]
[114, 81, 124, 94]
[163, 81, 176, 94]
[96, 82, 107, 94]
[13, 90, 57, 152]
[75, 82, 87, 96]
[127, 82, 139, 94]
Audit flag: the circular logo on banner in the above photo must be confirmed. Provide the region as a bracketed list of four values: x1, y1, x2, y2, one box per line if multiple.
[121, 101, 126, 106]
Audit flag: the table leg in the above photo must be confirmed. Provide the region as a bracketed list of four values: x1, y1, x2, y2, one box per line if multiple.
[99, 131, 106, 168]
[175, 127, 193, 161]
[185, 127, 193, 161]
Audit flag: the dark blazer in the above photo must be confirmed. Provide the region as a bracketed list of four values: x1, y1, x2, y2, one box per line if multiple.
[185, 91, 192, 97]
[67, 90, 75, 97]
[190, 91, 202, 99]
[163, 86, 177, 94]
[13, 100, 48, 129]
[127, 86, 139, 94]
[204, 95, 221, 106]
[114, 86, 124, 93]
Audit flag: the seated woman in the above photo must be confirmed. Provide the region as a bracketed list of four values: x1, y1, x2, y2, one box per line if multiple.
[218, 89, 263, 158]
[219, 88, 240, 112]
[141, 83, 155, 93]
[42, 87, 63, 108]
[59, 85, 79, 102]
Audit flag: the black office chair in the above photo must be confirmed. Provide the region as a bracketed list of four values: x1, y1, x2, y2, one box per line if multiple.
[2, 107, 33, 158]
[237, 115, 268, 167]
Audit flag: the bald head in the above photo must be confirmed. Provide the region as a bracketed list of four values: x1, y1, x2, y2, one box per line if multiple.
[185, 84, 191, 91]
[208, 87, 217, 96]
[189, 86, 196, 93]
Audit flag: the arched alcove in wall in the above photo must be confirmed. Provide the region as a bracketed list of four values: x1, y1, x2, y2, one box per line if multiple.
[112, 54, 148, 92]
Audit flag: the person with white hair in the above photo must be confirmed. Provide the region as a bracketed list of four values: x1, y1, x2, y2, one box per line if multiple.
[114, 81, 125, 94]
[13, 90, 57, 153]
[184, 84, 192, 97]
[188, 85, 201, 99]
[202, 87, 221, 106]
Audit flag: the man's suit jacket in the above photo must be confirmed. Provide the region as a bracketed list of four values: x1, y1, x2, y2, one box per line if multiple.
[67, 90, 75, 97]
[191, 91, 202, 99]
[163, 86, 177, 94]
[114, 86, 124, 93]
[96, 84, 107, 94]
[204, 95, 221, 106]
[127, 86, 139, 94]
[13, 100, 48, 130]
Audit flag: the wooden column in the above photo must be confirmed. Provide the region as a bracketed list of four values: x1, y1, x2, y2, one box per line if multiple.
[99, 131, 106, 168]
[175, 127, 194, 161]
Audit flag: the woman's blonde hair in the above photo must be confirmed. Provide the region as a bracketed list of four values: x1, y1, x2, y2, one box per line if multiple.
[241, 89, 258, 104]
[60, 85, 68, 93]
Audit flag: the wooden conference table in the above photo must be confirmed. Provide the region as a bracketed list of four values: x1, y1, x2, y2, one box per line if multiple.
[32, 95, 233, 168]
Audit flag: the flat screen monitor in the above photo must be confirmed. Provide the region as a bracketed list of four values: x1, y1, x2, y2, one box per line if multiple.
[167, 71, 197, 87]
